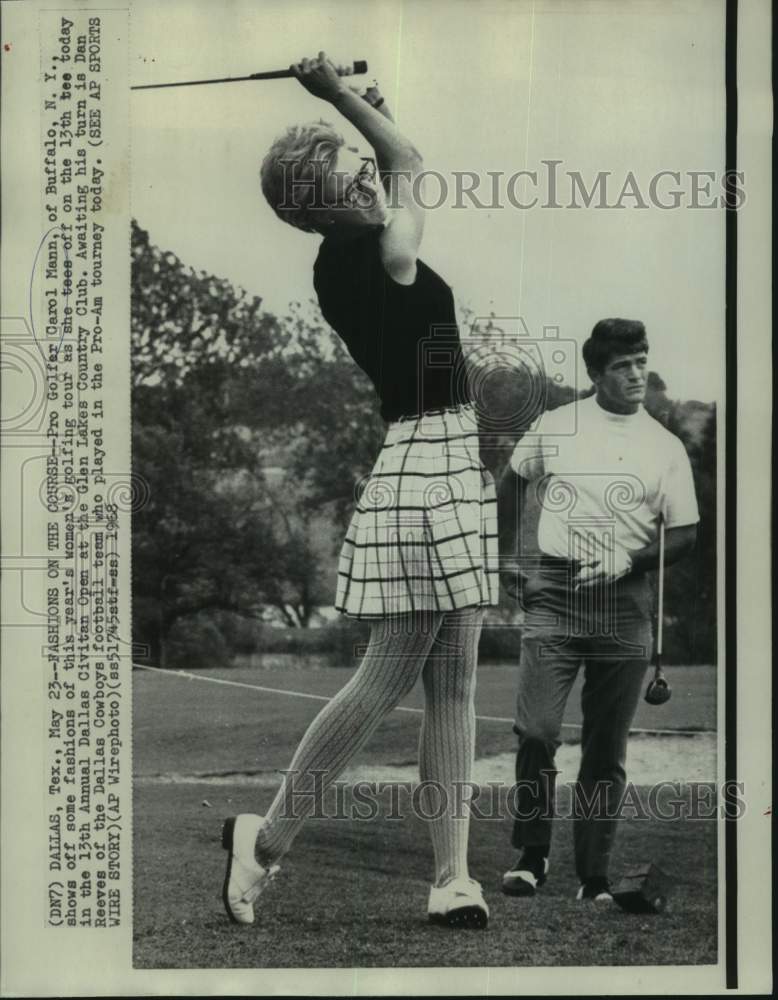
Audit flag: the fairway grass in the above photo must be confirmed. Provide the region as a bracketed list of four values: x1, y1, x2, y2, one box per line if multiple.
[133, 781, 717, 970]
[133, 663, 716, 779]
[133, 660, 718, 969]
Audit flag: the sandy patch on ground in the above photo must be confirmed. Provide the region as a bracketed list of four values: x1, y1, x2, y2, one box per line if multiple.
[341, 733, 717, 786]
[137, 732, 716, 786]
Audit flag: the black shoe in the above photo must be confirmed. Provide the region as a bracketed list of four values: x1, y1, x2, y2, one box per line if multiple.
[576, 876, 614, 903]
[502, 849, 549, 897]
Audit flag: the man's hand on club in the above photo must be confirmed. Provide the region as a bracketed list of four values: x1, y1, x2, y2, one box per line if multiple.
[290, 52, 351, 102]
[574, 544, 633, 588]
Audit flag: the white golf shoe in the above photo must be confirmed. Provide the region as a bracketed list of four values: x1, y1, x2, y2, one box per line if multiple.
[502, 853, 550, 897]
[427, 877, 489, 929]
[221, 814, 279, 925]
[576, 878, 614, 903]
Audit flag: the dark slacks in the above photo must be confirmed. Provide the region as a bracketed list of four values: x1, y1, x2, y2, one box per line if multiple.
[511, 561, 652, 881]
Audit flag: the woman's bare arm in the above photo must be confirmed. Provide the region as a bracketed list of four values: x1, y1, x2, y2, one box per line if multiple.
[291, 52, 424, 283]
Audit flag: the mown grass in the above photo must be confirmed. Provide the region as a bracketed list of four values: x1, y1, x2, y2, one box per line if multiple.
[133, 781, 717, 969]
[133, 660, 717, 969]
[132, 662, 715, 778]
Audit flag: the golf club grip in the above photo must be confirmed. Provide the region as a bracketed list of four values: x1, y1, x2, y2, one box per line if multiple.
[251, 60, 368, 81]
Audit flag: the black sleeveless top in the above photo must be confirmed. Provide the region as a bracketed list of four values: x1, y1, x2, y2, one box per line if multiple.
[313, 229, 469, 422]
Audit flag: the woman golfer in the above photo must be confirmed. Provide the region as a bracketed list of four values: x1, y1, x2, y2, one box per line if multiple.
[222, 52, 498, 929]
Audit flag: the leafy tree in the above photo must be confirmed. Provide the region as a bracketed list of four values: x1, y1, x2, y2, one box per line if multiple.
[131, 222, 347, 663]
[131, 217, 396, 663]
[644, 376, 717, 663]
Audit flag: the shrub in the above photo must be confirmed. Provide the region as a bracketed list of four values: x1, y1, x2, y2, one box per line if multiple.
[166, 616, 230, 670]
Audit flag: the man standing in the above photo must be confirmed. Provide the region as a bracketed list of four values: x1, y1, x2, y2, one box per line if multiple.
[498, 318, 699, 902]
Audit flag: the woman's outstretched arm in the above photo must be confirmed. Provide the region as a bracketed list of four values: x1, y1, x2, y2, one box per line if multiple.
[291, 52, 424, 283]
[291, 52, 419, 168]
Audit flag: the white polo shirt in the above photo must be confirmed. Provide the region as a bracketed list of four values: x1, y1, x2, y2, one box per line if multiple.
[509, 395, 699, 561]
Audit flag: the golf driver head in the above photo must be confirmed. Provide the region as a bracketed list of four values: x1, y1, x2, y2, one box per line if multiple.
[645, 676, 671, 705]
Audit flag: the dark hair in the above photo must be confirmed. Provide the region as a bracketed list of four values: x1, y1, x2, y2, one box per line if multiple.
[582, 318, 649, 374]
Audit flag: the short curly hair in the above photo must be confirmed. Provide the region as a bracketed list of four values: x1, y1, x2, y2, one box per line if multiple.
[582, 318, 649, 374]
[260, 121, 344, 233]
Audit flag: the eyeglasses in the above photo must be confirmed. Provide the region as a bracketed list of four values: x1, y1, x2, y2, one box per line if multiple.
[342, 157, 378, 208]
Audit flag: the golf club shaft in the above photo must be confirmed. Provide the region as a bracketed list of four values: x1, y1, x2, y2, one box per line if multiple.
[131, 59, 368, 91]
[656, 513, 665, 664]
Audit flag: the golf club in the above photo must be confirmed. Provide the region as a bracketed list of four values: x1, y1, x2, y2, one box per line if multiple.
[645, 512, 671, 705]
[131, 59, 368, 91]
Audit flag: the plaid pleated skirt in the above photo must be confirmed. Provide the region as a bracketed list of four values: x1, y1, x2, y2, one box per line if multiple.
[335, 403, 499, 619]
